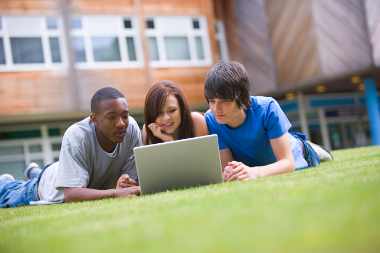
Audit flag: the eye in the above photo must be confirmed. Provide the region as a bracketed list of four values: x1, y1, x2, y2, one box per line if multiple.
[108, 116, 115, 120]
[169, 109, 176, 113]
[158, 111, 163, 115]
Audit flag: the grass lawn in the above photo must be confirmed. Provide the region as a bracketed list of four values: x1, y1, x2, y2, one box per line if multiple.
[0, 146, 379, 253]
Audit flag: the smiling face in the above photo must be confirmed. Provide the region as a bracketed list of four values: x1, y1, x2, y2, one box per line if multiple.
[90, 98, 129, 152]
[155, 94, 182, 136]
[208, 98, 246, 128]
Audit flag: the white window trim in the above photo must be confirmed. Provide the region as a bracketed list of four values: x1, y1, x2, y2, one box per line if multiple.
[0, 15, 68, 72]
[0, 136, 62, 166]
[215, 20, 229, 62]
[70, 15, 144, 70]
[144, 15, 213, 68]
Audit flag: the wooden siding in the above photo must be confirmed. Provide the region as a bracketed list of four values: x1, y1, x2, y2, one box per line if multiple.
[310, 0, 373, 76]
[233, 0, 276, 94]
[0, 0, 57, 14]
[214, 0, 244, 63]
[364, 0, 380, 67]
[265, 0, 321, 86]
[0, 0, 217, 117]
[151, 67, 211, 103]
[0, 71, 72, 115]
[77, 69, 147, 110]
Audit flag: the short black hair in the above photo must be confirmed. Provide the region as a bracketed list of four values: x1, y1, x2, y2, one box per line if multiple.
[204, 61, 252, 110]
[91, 87, 126, 114]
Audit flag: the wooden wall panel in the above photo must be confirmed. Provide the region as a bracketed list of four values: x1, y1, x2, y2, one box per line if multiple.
[141, 0, 203, 15]
[214, 0, 244, 63]
[77, 69, 147, 110]
[151, 67, 210, 104]
[71, 0, 135, 14]
[364, 0, 380, 67]
[233, 0, 276, 94]
[0, 0, 57, 14]
[266, 0, 321, 86]
[0, 71, 72, 115]
[310, 0, 373, 76]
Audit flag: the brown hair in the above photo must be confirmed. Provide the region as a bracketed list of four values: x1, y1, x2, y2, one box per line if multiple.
[204, 61, 252, 110]
[144, 80, 194, 144]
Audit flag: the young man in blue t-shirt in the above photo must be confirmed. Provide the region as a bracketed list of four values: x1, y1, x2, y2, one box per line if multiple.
[204, 61, 332, 181]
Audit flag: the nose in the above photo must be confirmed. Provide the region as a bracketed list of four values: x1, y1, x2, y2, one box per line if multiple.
[163, 113, 170, 121]
[213, 101, 221, 112]
[115, 117, 125, 127]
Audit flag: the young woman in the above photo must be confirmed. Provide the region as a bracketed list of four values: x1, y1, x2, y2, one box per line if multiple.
[143, 80, 209, 145]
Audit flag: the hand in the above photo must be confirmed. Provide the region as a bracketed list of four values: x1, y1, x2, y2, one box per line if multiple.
[113, 186, 141, 198]
[148, 123, 174, 142]
[117, 174, 136, 188]
[226, 161, 260, 181]
[222, 166, 233, 182]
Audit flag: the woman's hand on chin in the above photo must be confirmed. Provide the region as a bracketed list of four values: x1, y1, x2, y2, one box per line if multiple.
[148, 123, 175, 142]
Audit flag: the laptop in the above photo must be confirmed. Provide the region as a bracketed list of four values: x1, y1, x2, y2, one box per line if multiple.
[133, 134, 223, 195]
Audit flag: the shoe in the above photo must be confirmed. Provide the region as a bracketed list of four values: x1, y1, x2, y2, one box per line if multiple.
[23, 162, 40, 180]
[0, 174, 15, 181]
[306, 141, 333, 162]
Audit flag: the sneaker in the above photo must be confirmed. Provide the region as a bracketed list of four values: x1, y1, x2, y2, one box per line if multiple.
[306, 141, 333, 162]
[23, 162, 40, 180]
[0, 174, 15, 181]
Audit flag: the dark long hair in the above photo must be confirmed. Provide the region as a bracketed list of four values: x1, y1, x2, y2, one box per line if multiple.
[144, 80, 194, 144]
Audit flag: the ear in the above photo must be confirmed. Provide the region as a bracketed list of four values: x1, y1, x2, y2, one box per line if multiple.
[90, 113, 99, 125]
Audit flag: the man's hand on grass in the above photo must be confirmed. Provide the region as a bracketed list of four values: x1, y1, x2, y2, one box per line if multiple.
[113, 186, 141, 198]
[226, 161, 261, 181]
[223, 166, 233, 182]
[117, 174, 136, 188]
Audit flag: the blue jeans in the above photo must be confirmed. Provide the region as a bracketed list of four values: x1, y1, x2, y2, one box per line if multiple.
[0, 164, 49, 208]
[0, 178, 39, 208]
[291, 132, 321, 167]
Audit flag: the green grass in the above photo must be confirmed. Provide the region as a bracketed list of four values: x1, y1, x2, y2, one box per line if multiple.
[1, 146, 379, 253]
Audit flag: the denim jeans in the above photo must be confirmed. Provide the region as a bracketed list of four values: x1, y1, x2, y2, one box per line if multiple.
[0, 163, 51, 208]
[290, 132, 321, 167]
[0, 178, 39, 208]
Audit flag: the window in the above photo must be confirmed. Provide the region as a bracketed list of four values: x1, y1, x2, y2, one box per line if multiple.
[0, 16, 65, 71]
[0, 38, 5, 65]
[145, 16, 212, 67]
[69, 16, 142, 69]
[124, 19, 132, 29]
[0, 124, 68, 180]
[215, 20, 229, 62]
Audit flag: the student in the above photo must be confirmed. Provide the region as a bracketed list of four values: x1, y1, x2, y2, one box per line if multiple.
[0, 87, 141, 208]
[143, 80, 209, 145]
[203, 61, 333, 182]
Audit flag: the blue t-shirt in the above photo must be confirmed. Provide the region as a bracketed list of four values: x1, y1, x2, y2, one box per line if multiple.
[205, 96, 308, 170]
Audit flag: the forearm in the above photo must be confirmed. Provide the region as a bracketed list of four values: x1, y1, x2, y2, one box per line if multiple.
[64, 187, 117, 203]
[255, 158, 295, 178]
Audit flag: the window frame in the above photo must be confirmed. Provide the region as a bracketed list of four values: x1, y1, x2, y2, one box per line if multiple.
[0, 15, 67, 72]
[70, 15, 143, 69]
[215, 20, 229, 62]
[144, 15, 212, 68]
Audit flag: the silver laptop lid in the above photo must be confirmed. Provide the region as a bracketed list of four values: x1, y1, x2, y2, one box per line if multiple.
[134, 134, 223, 195]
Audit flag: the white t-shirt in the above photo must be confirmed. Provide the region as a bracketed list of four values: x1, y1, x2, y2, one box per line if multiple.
[30, 116, 141, 205]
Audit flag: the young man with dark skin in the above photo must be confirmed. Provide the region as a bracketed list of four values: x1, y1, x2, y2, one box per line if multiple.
[0, 87, 140, 207]
[203, 61, 333, 182]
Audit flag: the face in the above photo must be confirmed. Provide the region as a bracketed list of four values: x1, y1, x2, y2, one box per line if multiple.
[155, 94, 181, 135]
[91, 98, 129, 149]
[208, 98, 245, 127]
